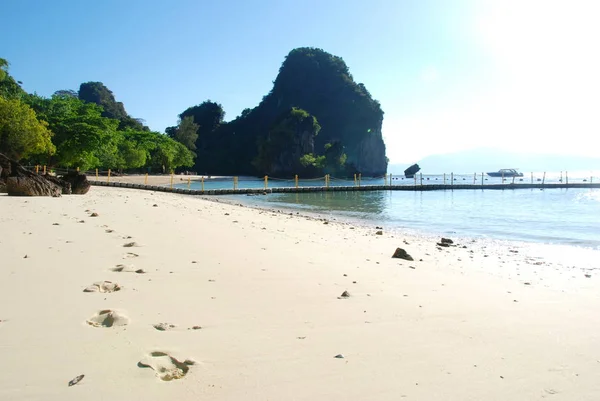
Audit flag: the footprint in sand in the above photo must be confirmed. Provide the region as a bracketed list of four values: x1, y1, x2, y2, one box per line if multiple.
[123, 242, 138, 248]
[111, 264, 145, 274]
[86, 309, 129, 328]
[123, 252, 139, 259]
[83, 281, 121, 293]
[138, 351, 196, 381]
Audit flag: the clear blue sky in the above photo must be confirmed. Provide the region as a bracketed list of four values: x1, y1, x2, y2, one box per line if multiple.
[2, 0, 598, 163]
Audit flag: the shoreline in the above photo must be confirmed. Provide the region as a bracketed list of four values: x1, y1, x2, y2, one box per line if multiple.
[2, 187, 600, 400]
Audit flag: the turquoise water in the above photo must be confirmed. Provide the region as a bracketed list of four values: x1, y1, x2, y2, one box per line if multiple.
[170, 172, 600, 248]
[231, 187, 600, 249]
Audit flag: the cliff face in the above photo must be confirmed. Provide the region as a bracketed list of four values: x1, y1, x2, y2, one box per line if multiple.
[262, 48, 388, 176]
[254, 107, 319, 177]
[179, 47, 388, 177]
[78, 82, 147, 131]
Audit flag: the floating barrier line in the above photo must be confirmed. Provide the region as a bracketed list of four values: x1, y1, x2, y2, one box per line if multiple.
[87, 180, 600, 195]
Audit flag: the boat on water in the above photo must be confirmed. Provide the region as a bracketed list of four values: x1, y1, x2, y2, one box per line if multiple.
[486, 169, 524, 178]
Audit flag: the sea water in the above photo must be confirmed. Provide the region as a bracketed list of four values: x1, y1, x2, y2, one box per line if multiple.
[240, 188, 600, 248]
[178, 172, 600, 249]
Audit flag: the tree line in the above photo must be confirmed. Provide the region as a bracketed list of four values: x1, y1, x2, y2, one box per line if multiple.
[0, 58, 194, 173]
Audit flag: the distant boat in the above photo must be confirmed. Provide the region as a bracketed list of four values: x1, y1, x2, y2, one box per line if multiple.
[486, 169, 523, 178]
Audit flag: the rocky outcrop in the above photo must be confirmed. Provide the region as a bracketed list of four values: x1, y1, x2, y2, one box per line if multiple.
[0, 152, 88, 197]
[60, 171, 91, 194]
[1, 153, 61, 196]
[6, 175, 62, 197]
[404, 164, 420, 178]
[43, 174, 71, 194]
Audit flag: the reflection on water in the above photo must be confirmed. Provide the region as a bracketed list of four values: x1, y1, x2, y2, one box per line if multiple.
[240, 188, 600, 249]
[273, 191, 390, 216]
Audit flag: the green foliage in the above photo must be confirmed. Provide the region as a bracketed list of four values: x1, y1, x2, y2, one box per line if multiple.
[0, 97, 55, 160]
[177, 47, 386, 177]
[253, 107, 321, 175]
[167, 115, 198, 155]
[178, 101, 225, 172]
[323, 140, 347, 173]
[299, 153, 325, 168]
[0, 58, 26, 100]
[149, 135, 194, 172]
[25, 93, 119, 169]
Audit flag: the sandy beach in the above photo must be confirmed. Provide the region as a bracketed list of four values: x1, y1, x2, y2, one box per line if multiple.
[1, 186, 600, 401]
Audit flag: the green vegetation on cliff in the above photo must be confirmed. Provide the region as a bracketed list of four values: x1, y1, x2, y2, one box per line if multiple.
[172, 47, 387, 177]
[1, 47, 386, 177]
[0, 62, 194, 172]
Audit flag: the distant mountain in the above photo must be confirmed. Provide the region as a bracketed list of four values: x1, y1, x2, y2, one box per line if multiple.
[389, 148, 600, 174]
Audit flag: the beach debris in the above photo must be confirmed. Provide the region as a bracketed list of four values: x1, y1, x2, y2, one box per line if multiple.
[375, 230, 383, 235]
[524, 282, 531, 286]
[83, 281, 121, 293]
[68, 374, 85, 387]
[437, 242, 450, 247]
[408, 266, 416, 269]
[189, 325, 202, 330]
[152, 204, 158, 207]
[224, 213, 230, 215]
[585, 274, 592, 278]
[392, 248, 414, 261]
[90, 212, 99, 217]
[86, 309, 129, 328]
[78, 220, 85, 223]
[123, 242, 137, 247]
[323, 221, 329, 225]
[334, 354, 345, 359]
[440, 238, 454, 244]
[52, 222, 60, 225]
[105, 229, 114, 233]
[23, 254, 28, 259]
[138, 351, 195, 381]
[153, 323, 176, 331]
[338, 290, 350, 299]
[376, 226, 383, 229]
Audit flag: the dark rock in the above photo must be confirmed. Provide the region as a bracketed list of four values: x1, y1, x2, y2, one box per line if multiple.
[375, 230, 383, 235]
[392, 248, 414, 261]
[440, 238, 453, 244]
[43, 174, 71, 194]
[1, 154, 61, 196]
[437, 242, 450, 247]
[6, 176, 62, 197]
[59, 171, 90, 194]
[339, 290, 350, 298]
[404, 163, 421, 178]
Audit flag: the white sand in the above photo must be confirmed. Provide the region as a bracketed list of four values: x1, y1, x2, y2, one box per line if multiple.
[1, 187, 600, 400]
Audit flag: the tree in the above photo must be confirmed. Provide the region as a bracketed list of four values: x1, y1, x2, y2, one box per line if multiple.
[53, 89, 78, 98]
[167, 115, 198, 155]
[25, 94, 119, 169]
[149, 135, 194, 172]
[0, 97, 55, 160]
[0, 58, 26, 100]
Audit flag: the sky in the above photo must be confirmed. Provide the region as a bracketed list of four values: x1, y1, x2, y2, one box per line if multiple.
[2, 0, 599, 163]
